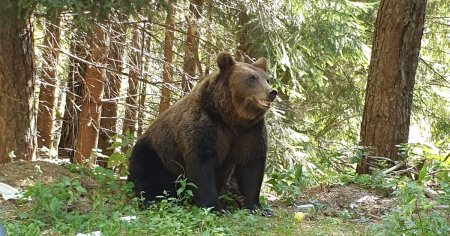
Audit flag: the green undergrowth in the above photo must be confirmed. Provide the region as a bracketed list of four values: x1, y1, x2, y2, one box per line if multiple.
[2, 162, 448, 235]
[1, 165, 302, 236]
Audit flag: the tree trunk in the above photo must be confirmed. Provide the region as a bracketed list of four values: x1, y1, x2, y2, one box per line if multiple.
[37, 10, 61, 149]
[122, 26, 141, 136]
[0, 3, 36, 163]
[357, 0, 427, 174]
[59, 28, 86, 160]
[137, 81, 147, 136]
[204, 0, 213, 76]
[159, 1, 176, 114]
[73, 25, 109, 164]
[236, 3, 257, 63]
[137, 28, 152, 137]
[182, 0, 203, 92]
[98, 23, 126, 159]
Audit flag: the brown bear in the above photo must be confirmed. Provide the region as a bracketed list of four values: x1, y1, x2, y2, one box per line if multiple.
[128, 52, 277, 211]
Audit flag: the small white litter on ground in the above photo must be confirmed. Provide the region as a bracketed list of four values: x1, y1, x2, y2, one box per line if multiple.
[0, 182, 22, 200]
[76, 231, 102, 236]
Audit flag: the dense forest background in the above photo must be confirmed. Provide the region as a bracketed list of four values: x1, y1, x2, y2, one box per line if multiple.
[0, 0, 449, 235]
[1, 0, 448, 171]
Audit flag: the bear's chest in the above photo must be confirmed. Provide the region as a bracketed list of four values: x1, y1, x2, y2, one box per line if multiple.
[216, 127, 236, 164]
[216, 126, 260, 166]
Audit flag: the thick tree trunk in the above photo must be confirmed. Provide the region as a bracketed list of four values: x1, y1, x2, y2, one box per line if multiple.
[98, 24, 126, 158]
[73, 25, 109, 164]
[59, 29, 86, 160]
[357, 0, 427, 174]
[123, 26, 141, 136]
[182, 0, 203, 92]
[0, 3, 36, 163]
[159, 1, 176, 114]
[37, 10, 61, 149]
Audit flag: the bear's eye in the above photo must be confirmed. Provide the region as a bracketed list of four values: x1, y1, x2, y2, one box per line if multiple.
[248, 76, 257, 82]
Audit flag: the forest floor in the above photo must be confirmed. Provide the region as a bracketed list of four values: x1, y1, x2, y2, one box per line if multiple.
[0, 160, 396, 235]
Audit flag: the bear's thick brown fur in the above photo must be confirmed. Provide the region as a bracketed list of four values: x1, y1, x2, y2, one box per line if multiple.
[128, 52, 277, 210]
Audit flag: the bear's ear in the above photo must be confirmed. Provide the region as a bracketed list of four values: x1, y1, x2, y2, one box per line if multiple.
[217, 52, 236, 71]
[252, 57, 268, 72]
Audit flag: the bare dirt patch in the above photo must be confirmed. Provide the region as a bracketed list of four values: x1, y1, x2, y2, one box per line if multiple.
[296, 184, 396, 221]
[0, 160, 75, 188]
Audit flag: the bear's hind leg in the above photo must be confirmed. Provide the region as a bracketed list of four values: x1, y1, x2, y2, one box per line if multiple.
[128, 139, 177, 206]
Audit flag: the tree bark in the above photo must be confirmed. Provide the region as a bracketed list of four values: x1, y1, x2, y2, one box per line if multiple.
[204, 0, 213, 76]
[137, 81, 147, 136]
[236, 3, 258, 63]
[122, 26, 141, 136]
[137, 28, 152, 137]
[0, 3, 36, 163]
[159, 1, 176, 114]
[182, 0, 203, 92]
[59, 28, 86, 160]
[357, 0, 427, 174]
[37, 10, 61, 149]
[73, 25, 109, 164]
[98, 23, 126, 158]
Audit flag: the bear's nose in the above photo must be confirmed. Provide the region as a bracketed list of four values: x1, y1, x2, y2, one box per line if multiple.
[268, 90, 277, 101]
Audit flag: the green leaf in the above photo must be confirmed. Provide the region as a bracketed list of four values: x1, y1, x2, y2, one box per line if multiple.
[187, 182, 198, 189]
[75, 186, 87, 194]
[418, 160, 428, 183]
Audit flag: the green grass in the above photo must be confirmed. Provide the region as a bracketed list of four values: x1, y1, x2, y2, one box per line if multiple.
[1, 165, 303, 236]
[3, 193, 299, 235]
[1, 164, 386, 236]
[14, 163, 450, 236]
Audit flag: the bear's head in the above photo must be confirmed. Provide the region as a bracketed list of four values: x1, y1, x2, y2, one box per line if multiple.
[216, 52, 277, 124]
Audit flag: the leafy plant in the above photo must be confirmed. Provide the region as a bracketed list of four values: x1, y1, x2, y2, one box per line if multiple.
[367, 141, 450, 235]
[266, 163, 305, 202]
[174, 175, 197, 205]
[370, 180, 449, 236]
[106, 130, 136, 175]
